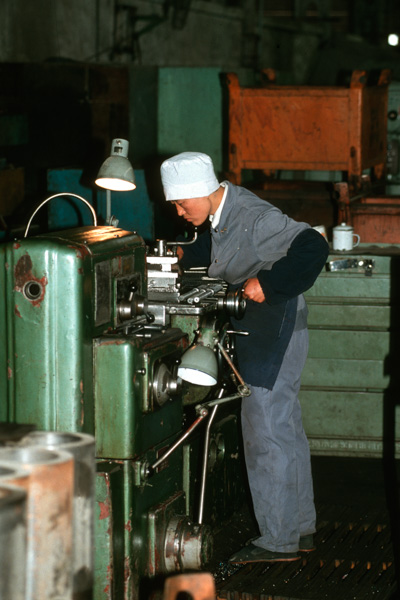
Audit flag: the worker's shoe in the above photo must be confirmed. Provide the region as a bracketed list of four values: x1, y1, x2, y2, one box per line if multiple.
[229, 543, 300, 564]
[299, 534, 315, 552]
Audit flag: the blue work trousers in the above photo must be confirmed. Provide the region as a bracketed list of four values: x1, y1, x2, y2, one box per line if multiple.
[241, 327, 316, 553]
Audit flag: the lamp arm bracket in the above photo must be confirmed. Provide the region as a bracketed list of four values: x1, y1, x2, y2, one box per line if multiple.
[167, 227, 198, 247]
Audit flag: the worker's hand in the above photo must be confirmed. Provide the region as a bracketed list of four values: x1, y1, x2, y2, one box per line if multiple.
[177, 246, 184, 261]
[241, 278, 266, 303]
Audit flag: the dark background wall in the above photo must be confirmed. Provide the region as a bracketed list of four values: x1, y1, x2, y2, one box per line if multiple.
[1, 0, 400, 236]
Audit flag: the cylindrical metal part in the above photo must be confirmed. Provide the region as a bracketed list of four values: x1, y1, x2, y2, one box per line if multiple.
[0, 446, 74, 600]
[19, 431, 96, 600]
[164, 515, 213, 572]
[0, 483, 27, 600]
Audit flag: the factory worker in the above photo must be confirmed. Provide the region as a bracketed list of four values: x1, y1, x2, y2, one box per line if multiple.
[160, 152, 329, 563]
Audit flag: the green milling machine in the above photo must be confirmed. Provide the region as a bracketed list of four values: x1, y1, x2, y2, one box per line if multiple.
[0, 224, 249, 599]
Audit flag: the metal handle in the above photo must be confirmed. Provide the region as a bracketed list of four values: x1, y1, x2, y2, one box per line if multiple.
[24, 193, 98, 237]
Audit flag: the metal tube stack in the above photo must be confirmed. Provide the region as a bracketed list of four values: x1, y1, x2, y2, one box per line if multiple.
[20, 431, 96, 599]
[0, 446, 74, 600]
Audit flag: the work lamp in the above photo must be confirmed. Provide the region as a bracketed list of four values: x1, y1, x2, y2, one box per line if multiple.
[95, 138, 136, 225]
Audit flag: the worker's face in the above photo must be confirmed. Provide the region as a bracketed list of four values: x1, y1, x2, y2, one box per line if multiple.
[171, 197, 212, 226]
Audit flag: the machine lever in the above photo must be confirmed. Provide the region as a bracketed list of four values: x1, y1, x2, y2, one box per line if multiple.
[217, 342, 251, 396]
[155, 229, 198, 256]
[148, 406, 209, 474]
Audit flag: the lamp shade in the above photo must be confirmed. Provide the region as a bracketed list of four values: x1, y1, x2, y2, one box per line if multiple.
[95, 139, 136, 191]
[177, 344, 218, 386]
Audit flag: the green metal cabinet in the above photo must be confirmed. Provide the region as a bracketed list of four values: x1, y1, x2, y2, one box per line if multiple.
[301, 246, 400, 457]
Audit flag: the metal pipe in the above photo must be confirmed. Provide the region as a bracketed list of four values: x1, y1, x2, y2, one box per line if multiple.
[204, 391, 245, 407]
[24, 193, 98, 237]
[20, 431, 96, 599]
[198, 402, 219, 524]
[0, 447, 74, 600]
[179, 287, 201, 302]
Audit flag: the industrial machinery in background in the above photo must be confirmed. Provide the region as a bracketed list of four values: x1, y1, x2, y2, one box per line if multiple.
[0, 213, 248, 599]
[225, 68, 390, 193]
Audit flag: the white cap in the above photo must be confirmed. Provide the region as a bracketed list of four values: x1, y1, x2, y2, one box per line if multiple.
[161, 152, 219, 201]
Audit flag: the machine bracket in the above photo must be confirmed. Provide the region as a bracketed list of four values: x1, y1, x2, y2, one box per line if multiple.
[327, 258, 375, 276]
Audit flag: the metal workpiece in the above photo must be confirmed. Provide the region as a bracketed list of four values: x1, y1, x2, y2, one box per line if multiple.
[0, 484, 27, 600]
[0, 447, 74, 600]
[18, 431, 96, 600]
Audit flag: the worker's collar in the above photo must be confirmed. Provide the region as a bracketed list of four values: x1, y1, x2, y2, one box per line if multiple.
[210, 182, 228, 229]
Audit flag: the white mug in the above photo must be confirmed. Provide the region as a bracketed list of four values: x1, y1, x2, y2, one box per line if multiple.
[332, 222, 360, 251]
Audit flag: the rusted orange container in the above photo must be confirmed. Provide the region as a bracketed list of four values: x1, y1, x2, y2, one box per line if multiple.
[0, 447, 74, 600]
[225, 70, 390, 192]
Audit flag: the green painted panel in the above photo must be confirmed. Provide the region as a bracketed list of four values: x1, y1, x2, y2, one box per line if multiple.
[95, 462, 124, 600]
[94, 330, 186, 459]
[301, 358, 389, 389]
[0, 227, 145, 434]
[301, 248, 400, 457]
[305, 274, 392, 300]
[127, 442, 183, 587]
[2, 238, 90, 431]
[307, 303, 392, 329]
[307, 329, 390, 359]
[299, 389, 400, 439]
[95, 444, 184, 599]
[158, 68, 223, 173]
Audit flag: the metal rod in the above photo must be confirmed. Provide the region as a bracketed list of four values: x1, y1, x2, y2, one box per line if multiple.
[150, 408, 208, 471]
[198, 386, 224, 525]
[179, 287, 201, 301]
[204, 392, 244, 407]
[217, 341, 247, 388]
[106, 189, 111, 223]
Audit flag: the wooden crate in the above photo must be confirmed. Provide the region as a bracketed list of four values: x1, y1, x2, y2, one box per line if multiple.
[225, 70, 390, 192]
